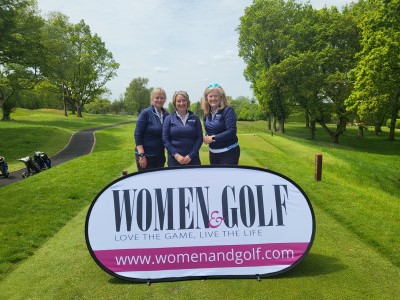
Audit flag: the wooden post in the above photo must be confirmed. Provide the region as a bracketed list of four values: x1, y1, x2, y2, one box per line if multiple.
[315, 154, 322, 181]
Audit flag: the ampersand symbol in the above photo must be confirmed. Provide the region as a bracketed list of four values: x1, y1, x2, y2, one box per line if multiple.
[208, 210, 224, 228]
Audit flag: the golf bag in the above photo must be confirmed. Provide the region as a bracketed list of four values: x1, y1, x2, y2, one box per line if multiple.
[33, 151, 52, 170]
[18, 156, 42, 178]
[0, 156, 9, 178]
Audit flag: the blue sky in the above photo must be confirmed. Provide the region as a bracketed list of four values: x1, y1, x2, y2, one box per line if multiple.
[36, 0, 352, 103]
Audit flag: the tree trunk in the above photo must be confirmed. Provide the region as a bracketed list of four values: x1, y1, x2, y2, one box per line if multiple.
[272, 117, 277, 132]
[1, 109, 11, 121]
[266, 114, 271, 130]
[357, 125, 364, 138]
[278, 118, 285, 133]
[310, 120, 316, 140]
[388, 94, 399, 141]
[305, 109, 310, 128]
[77, 104, 83, 117]
[318, 119, 347, 144]
[374, 124, 382, 135]
[63, 94, 68, 117]
[1, 100, 13, 121]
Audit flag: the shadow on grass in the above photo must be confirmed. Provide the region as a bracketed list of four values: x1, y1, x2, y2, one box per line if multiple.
[276, 252, 347, 278]
[106, 252, 346, 284]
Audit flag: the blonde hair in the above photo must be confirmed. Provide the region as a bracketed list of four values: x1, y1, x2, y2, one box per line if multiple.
[172, 91, 190, 108]
[150, 87, 166, 103]
[201, 84, 229, 115]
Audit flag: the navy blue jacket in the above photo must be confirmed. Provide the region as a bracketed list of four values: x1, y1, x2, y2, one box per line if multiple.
[203, 106, 238, 149]
[134, 106, 169, 157]
[162, 111, 203, 158]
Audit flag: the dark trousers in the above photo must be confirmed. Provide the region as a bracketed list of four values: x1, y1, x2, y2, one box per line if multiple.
[167, 155, 201, 167]
[209, 145, 240, 165]
[135, 154, 166, 172]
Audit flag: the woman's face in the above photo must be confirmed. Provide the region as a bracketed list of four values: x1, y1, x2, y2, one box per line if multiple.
[152, 93, 166, 111]
[206, 89, 221, 110]
[175, 94, 188, 114]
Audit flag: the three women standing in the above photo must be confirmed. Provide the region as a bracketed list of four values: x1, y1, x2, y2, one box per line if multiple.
[134, 84, 239, 170]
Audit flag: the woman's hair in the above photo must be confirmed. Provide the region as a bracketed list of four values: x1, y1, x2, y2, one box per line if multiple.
[150, 87, 167, 103]
[201, 84, 229, 115]
[172, 91, 190, 108]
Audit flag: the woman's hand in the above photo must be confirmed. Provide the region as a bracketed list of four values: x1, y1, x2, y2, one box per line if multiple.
[182, 155, 192, 165]
[139, 156, 147, 169]
[203, 135, 215, 145]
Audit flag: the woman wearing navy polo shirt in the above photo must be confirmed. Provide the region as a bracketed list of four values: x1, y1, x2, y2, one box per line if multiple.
[202, 84, 240, 165]
[134, 87, 169, 171]
[162, 91, 203, 167]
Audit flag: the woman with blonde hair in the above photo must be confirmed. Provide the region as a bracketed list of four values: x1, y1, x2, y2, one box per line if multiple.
[134, 87, 169, 171]
[163, 91, 203, 166]
[202, 84, 240, 165]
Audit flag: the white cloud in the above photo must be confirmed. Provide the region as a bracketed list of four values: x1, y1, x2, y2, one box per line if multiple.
[212, 50, 237, 61]
[153, 67, 171, 73]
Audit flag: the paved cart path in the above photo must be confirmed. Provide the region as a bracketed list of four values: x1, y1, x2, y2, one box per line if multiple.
[0, 121, 133, 187]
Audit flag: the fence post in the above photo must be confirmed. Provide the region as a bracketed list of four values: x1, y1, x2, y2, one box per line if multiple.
[315, 153, 322, 181]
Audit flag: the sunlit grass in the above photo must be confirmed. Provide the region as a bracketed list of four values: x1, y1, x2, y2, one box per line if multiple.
[0, 111, 399, 298]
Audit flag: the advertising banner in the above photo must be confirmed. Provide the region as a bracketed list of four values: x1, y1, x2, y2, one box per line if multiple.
[85, 166, 315, 282]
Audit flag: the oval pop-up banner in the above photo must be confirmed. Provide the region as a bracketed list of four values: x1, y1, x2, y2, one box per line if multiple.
[85, 166, 315, 282]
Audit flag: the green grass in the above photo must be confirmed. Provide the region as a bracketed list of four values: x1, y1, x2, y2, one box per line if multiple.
[0, 111, 399, 298]
[0, 108, 133, 171]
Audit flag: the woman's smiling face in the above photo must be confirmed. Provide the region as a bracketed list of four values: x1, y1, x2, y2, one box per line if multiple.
[175, 94, 188, 114]
[207, 88, 221, 110]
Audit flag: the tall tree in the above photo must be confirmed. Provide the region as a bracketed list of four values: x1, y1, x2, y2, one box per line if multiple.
[124, 77, 151, 115]
[0, 0, 29, 64]
[41, 15, 119, 117]
[69, 20, 119, 117]
[40, 12, 76, 116]
[0, 1, 45, 120]
[238, 0, 310, 133]
[347, 0, 400, 141]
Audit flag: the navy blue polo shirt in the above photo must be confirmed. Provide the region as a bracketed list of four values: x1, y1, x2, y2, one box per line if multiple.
[134, 106, 169, 157]
[162, 111, 203, 158]
[203, 106, 238, 150]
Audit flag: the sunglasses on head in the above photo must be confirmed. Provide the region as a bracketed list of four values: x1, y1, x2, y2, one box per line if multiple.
[207, 83, 219, 88]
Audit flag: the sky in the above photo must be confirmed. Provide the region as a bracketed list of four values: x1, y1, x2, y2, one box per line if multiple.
[36, 0, 352, 103]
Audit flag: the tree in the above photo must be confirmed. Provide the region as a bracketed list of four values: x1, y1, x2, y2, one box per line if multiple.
[238, 0, 360, 143]
[40, 12, 76, 116]
[110, 96, 127, 115]
[265, 52, 324, 138]
[347, 0, 400, 141]
[189, 100, 203, 119]
[0, 1, 45, 120]
[230, 96, 263, 121]
[85, 98, 111, 115]
[0, 0, 30, 64]
[69, 20, 119, 117]
[238, 0, 310, 133]
[124, 77, 151, 115]
[41, 14, 119, 117]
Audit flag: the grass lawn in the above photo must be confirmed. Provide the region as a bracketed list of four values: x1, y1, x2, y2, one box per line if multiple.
[0, 108, 133, 172]
[0, 110, 399, 299]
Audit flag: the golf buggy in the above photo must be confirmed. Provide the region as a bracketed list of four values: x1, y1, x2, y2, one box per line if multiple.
[0, 156, 9, 178]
